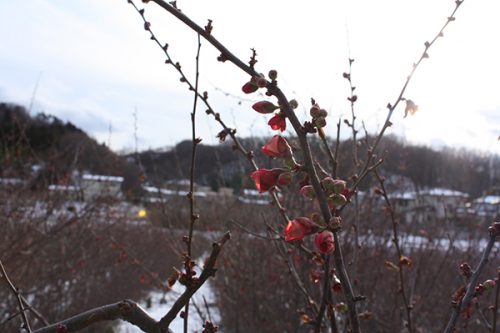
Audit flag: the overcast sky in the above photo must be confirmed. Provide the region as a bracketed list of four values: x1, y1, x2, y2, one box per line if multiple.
[0, 0, 499, 155]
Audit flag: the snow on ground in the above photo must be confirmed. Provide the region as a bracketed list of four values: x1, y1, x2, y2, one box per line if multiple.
[118, 258, 220, 333]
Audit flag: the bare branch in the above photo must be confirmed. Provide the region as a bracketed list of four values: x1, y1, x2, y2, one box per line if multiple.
[159, 232, 231, 331]
[32, 300, 164, 333]
[0, 259, 32, 332]
[444, 223, 499, 333]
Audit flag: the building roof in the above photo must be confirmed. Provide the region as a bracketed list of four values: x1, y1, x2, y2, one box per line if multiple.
[143, 186, 207, 197]
[421, 188, 469, 198]
[474, 195, 500, 205]
[0, 178, 25, 185]
[389, 187, 469, 200]
[48, 184, 80, 191]
[82, 174, 124, 182]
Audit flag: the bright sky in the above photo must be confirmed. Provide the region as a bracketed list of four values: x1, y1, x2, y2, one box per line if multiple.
[0, 0, 499, 155]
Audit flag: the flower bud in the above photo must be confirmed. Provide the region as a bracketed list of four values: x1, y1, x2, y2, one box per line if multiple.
[483, 279, 496, 290]
[335, 302, 348, 312]
[321, 177, 335, 194]
[329, 216, 342, 229]
[310, 269, 324, 284]
[277, 172, 292, 186]
[310, 212, 324, 225]
[332, 179, 347, 194]
[56, 325, 68, 333]
[315, 116, 327, 128]
[289, 99, 298, 109]
[268, 69, 278, 80]
[332, 274, 342, 293]
[488, 222, 500, 237]
[331, 194, 347, 206]
[318, 108, 328, 118]
[256, 76, 267, 88]
[252, 101, 279, 114]
[399, 256, 412, 267]
[460, 263, 472, 278]
[300, 185, 315, 199]
[242, 81, 258, 94]
[310, 105, 321, 118]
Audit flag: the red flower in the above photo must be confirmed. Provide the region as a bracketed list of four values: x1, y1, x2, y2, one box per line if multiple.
[252, 101, 279, 114]
[261, 135, 292, 158]
[250, 168, 284, 193]
[268, 113, 286, 131]
[285, 217, 318, 241]
[314, 231, 335, 254]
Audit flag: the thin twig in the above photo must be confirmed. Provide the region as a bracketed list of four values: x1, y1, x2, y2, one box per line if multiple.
[374, 170, 414, 333]
[332, 118, 341, 178]
[0, 259, 32, 332]
[344, 59, 361, 280]
[317, 127, 336, 176]
[492, 267, 500, 333]
[230, 220, 280, 241]
[314, 255, 331, 333]
[159, 232, 231, 331]
[272, 233, 319, 316]
[183, 32, 202, 333]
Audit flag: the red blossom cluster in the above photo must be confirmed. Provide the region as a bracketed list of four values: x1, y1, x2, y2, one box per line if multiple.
[250, 168, 291, 193]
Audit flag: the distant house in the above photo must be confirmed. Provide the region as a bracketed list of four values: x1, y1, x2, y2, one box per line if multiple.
[80, 174, 124, 201]
[48, 184, 82, 201]
[142, 185, 207, 203]
[389, 187, 469, 223]
[0, 178, 25, 187]
[237, 188, 272, 205]
[464, 195, 500, 219]
[164, 179, 213, 194]
[164, 179, 193, 192]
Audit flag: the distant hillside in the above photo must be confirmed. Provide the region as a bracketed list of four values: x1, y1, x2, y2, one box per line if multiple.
[2, 101, 497, 199]
[0, 102, 142, 197]
[133, 135, 499, 197]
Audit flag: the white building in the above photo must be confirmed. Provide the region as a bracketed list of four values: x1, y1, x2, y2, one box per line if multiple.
[389, 187, 469, 223]
[80, 174, 124, 201]
[465, 195, 500, 218]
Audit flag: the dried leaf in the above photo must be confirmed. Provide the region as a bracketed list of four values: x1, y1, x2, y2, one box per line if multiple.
[404, 99, 418, 118]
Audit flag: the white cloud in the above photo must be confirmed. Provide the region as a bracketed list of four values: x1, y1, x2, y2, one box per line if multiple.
[0, 0, 498, 154]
